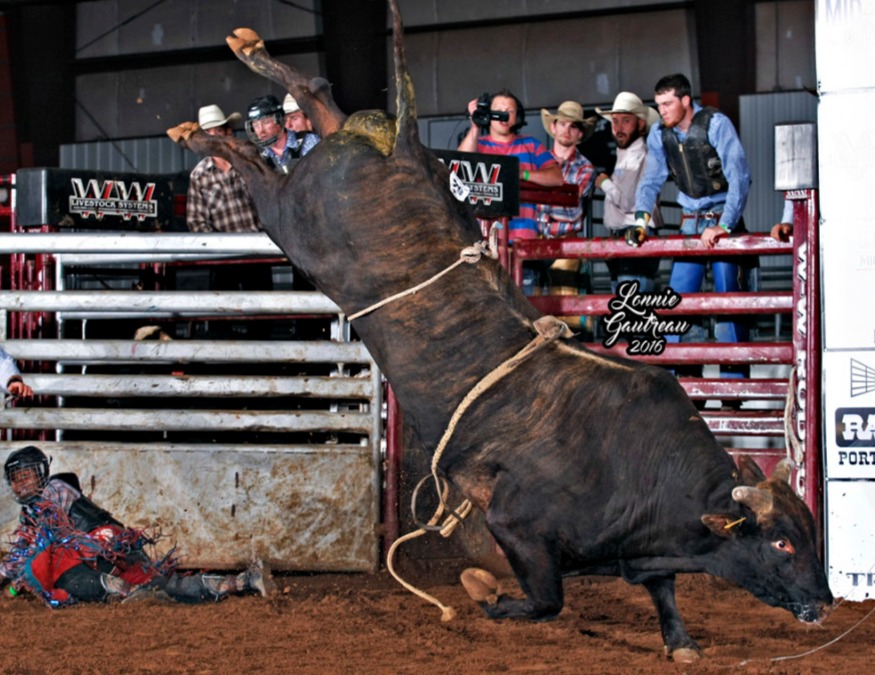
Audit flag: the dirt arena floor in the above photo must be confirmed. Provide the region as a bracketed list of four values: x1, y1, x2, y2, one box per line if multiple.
[0, 564, 873, 674]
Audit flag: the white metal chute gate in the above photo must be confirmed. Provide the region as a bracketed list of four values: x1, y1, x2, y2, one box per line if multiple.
[0, 232, 383, 572]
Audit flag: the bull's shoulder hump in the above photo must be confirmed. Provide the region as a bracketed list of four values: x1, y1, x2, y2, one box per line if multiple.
[339, 110, 397, 156]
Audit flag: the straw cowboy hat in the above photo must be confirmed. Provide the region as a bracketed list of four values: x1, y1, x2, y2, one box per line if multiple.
[197, 104, 242, 130]
[540, 101, 597, 141]
[595, 92, 660, 133]
[283, 93, 301, 114]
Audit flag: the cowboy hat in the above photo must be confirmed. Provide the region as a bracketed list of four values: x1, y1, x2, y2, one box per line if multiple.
[283, 93, 301, 115]
[197, 104, 242, 130]
[595, 92, 660, 132]
[540, 101, 597, 141]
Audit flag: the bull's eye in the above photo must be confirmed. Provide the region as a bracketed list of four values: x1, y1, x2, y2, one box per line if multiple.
[772, 538, 795, 555]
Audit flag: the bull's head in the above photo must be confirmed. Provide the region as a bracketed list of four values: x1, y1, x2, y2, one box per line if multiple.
[701, 456, 833, 624]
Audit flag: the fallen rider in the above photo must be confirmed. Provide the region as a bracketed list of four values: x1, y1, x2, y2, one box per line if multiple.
[0, 445, 276, 607]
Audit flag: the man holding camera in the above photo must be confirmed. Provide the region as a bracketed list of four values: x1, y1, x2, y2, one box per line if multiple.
[458, 90, 562, 294]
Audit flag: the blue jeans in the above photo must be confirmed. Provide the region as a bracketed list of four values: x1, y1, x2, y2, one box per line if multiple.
[608, 226, 660, 294]
[666, 211, 749, 379]
[521, 260, 554, 297]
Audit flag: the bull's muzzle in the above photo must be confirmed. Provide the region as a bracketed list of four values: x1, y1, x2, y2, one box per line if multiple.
[795, 600, 833, 625]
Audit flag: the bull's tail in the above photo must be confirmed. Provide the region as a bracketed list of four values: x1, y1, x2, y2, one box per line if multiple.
[389, 0, 421, 157]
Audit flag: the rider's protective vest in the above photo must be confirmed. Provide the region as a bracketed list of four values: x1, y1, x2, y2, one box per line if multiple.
[68, 495, 122, 533]
[661, 107, 729, 199]
[50, 472, 122, 533]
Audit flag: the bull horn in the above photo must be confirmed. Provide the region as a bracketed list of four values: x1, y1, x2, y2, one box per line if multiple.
[771, 458, 796, 485]
[732, 485, 774, 516]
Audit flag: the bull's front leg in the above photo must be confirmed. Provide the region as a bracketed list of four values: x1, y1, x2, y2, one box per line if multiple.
[165, 125, 273, 185]
[641, 575, 701, 663]
[474, 515, 564, 621]
[226, 28, 346, 137]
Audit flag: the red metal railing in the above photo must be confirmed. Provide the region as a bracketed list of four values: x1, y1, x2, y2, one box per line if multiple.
[507, 191, 820, 515]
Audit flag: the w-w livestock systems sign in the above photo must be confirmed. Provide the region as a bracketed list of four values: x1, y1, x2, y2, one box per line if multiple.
[431, 150, 520, 219]
[15, 168, 177, 231]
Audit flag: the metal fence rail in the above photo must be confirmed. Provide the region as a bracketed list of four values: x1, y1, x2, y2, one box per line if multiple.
[0, 232, 383, 573]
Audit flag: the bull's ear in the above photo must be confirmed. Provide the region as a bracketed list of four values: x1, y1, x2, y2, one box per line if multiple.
[701, 514, 746, 538]
[737, 455, 766, 486]
[770, 458, 795, 485]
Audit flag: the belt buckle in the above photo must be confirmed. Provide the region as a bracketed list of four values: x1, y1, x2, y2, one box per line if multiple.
[703, 210, 718, 221]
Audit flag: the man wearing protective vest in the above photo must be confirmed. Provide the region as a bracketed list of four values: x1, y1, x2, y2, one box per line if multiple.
[634, 73, 752, 381]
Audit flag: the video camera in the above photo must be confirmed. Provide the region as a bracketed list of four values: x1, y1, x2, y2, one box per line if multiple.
[470, 92, 509, 130]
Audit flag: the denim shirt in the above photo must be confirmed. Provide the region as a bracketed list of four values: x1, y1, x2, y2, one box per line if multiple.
[635, 103, 751, 230]
[263, 131, 320, 173]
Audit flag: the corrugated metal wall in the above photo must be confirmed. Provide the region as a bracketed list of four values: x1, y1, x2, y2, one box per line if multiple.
[60, 135, 192, 175]
[63, 1, 815, 174]
[740, 90, 818, 234]
[75, 0, 320, 142]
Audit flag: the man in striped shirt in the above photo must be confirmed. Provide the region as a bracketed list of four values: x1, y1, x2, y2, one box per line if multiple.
[458, 90, 562, 294]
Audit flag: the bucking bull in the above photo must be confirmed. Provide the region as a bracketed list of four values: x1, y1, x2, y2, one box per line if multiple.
[168, 0, 833, 662]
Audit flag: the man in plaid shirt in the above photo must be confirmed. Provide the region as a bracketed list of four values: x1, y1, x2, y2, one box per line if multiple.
[535, 102, 597, 328]
[536, 101, 596, 238]
[187, 104, 260, 233]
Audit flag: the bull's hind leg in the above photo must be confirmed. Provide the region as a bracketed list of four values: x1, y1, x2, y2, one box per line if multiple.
[642, 576, 701, 663]
[226, 28, 346, 138]
[478, 517, 564, 621]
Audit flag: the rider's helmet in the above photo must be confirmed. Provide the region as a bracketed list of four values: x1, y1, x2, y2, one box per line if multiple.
[4, 445, 51, 505]
[245, 95, 284, 147]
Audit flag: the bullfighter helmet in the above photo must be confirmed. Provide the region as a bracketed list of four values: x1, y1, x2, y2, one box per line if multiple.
[245, 95, 285, 147]
[4, 445, 51, 504]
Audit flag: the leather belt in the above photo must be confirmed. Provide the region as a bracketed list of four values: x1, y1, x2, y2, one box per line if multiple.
[682, 210, 722, 221]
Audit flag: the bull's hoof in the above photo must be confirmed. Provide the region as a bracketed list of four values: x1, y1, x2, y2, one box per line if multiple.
[166, 121, 199, 144]
[460, 567, 499, 605]
[227, 28, 265, 57]
[668, 647, 701, 663]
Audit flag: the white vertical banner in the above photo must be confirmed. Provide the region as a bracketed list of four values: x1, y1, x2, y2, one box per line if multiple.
[820, 224, 875, 350]
[816, 0, 875, 93]
[826, 481, 875, 600]
[817, 92, 875, 226]
[817, 0, 875, 601]
[823, 350, 875, 479]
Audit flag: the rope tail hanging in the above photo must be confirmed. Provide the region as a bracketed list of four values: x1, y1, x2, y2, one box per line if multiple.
[385, 477, 458, 622]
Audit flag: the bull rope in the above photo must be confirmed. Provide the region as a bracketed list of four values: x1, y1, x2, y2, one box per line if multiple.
[346, 224, 500, 322]
[386, 314, 571, 622]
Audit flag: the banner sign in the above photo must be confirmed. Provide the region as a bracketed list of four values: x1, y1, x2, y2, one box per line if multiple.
[431, 149, 520, 219]
[15, 168, 178, 231]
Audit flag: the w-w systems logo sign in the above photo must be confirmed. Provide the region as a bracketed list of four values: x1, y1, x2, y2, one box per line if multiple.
[431, 149, 519, 219]
[443, 159, 503, 206]
[69, 178, 158, 221]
